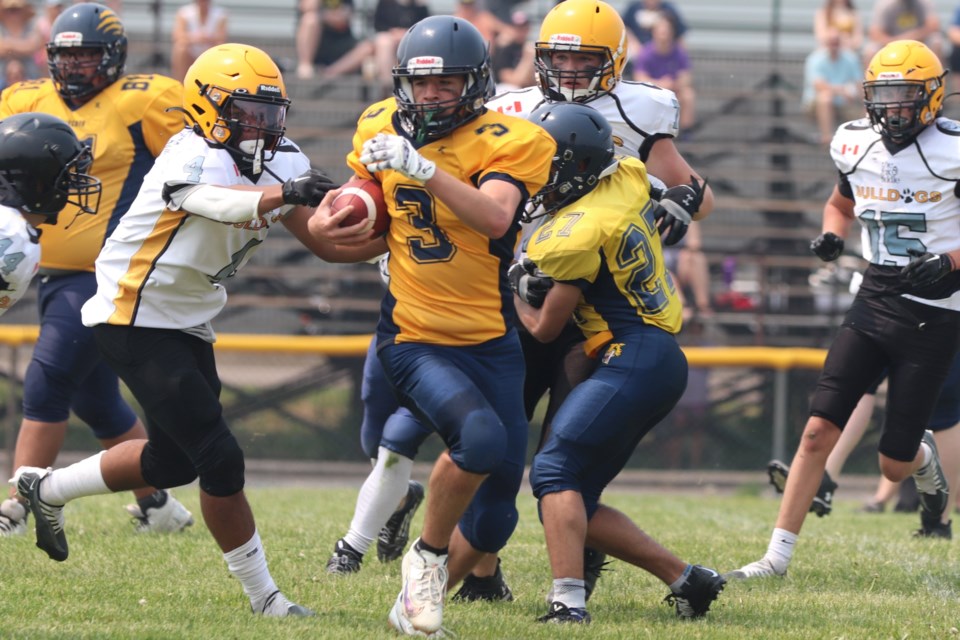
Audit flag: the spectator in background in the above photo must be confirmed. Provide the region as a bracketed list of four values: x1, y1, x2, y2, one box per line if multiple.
[632, 12, 695, 133]
[866, 0, 942, 62]
[802, 27, 862, 146]
[454, 0, 501, 46]
[491, 9, 533, 92]
[815, 0, 864, 52]
[0, 0, 42, 88]
[171, 0, 228, 82]
[620, 0, 686, 60]
[665, 223, 712, 321]
[295, 0, 360, 80]
[32, 0, 66, 76]
[948, 3, 960, 95]
[367, 0, 429, 98]
[663, 317, 711, 470]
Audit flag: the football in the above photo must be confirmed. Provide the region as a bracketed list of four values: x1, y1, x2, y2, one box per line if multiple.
[331, 177, 389, 236]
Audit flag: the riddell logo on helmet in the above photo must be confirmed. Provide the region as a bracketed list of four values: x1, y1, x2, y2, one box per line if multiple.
[876, 72, 905, 79]
[549, 34, 582, 46]
[54, 32, 83, 46]
[408, 56, 443, 70]
[257, 84, 281, 95]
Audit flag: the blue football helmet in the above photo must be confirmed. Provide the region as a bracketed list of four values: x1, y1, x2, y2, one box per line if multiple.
[46, 3, 127, 101]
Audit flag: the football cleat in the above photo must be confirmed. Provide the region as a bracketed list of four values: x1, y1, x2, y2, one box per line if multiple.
[913, 430, 949, 524]
[326, 538, 363, 575]
[767, 460, 837, 517]
[452, 558, 513, 602]
[583, 547, 611, 601]
[256, 590, 315, 617]
[0, 498, 27, 536]
[914, 516, 952, 540]
[378, 480, 425, 563]
[13, 466, 67, 561]
[663, 565, 726, 619]
[125, 491, 194, 533]
[388, 541, 448, 635]
[537, 601, 591, 624]
[723, 557, 787, 581]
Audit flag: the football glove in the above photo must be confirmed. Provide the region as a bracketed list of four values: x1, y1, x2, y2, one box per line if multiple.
[508, 258, 553, 308]
[282, 169, 338, 207]
[810, 232, 844, 262]
[359, 134, 436, 182]
[654, 176, 707, 246]
[902, 248, 955, 288]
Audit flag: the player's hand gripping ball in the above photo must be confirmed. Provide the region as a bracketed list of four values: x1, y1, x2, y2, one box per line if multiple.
[331, 177, 389, 236]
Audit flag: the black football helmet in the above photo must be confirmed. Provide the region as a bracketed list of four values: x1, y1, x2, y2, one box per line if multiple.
[0, 112, 101, 222]
[526, 102, 616, 219]
[392, 15, 494, 142]
[47, 2, 127, 101]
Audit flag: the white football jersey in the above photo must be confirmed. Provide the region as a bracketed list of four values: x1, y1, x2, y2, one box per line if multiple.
[486, 80, 680, 163]
[831, 117, 960, 310]
[0, 206, 39, 316]
[81, 130, 310, 337]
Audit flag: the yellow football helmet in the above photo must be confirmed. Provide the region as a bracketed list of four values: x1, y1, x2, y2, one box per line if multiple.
[534, 0, 627, 103]
[863, 39, 946, 142]
[182, 43, 290, 174]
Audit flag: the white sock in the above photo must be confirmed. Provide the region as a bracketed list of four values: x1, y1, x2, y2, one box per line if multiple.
[40, 451, 109, 505]
[551, 578, 586, 609]
[766, 527, 797, 573]
[344, 447, 413, 554]
[223, 530, 278, 611]
[919, 442, 933, 468]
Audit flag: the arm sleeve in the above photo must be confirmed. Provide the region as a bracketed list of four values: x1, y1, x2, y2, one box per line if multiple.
[162, 181, 263, 223]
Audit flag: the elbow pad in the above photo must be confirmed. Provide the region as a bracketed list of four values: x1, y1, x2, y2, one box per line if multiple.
[162, 181, 262, 223]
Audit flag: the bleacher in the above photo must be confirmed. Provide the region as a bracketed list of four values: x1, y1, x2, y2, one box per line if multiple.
[17, 0, 952, 341]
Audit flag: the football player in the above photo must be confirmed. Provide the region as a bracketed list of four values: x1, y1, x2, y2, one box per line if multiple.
[10, 43, 373, 617]
[518, 101, 725, 624]
[729, 39, 960, 580]
[312, 15, 556, 635]
[0, 3, 194, 537]
[0, 112, 101, 318]
[462, 0, 714, 602]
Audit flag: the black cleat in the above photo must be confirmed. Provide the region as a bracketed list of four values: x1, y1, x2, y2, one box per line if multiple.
[325, 538, 363, 574]
[767, 460, 837, 517]
[15, 467, 67, 562]
[537, 601, 591, 624]
[377, 480, 425, 563]
[452, 558, 513, 602]
[663, 565, 726, 619]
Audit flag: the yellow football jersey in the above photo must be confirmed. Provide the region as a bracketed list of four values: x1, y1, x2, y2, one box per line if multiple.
[0, 74, 184, 272]
[526, 157, 682, 344]
[347, 99, 555, 346]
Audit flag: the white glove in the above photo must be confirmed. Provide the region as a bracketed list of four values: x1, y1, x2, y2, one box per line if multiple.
[359, 133, 436, 182]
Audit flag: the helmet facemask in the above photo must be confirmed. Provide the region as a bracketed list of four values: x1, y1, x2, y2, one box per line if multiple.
[535, 41, 618, 103]
[864, 79, 941, 143]
[0, 144, 100, 220]
[201, 86, 288, 176]
[393, 62, 493, 142]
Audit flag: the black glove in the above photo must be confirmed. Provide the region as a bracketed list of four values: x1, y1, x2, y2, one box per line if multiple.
[810, 232, 844, 262]
[282, 169, 338, 207]
[508, 258, 554, 308]
[902, 248, 955, 288]
[654, 175, 706, 246]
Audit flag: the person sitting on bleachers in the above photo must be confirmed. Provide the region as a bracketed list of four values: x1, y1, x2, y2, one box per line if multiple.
[632, 12, 695, 134]
[0, 0, 42, 88]
[171, 0, 228, 82]
[491, 10, 533, 93]
[865, 0, 942, 62]
[295, 0, 360, 80]
[802, 27, 862, 146]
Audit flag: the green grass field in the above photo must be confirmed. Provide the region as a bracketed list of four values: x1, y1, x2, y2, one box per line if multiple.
[0, 486, 957, 639]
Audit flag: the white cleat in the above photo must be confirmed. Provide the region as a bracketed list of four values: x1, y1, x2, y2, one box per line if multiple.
[0, 498, 27, 536]
[256, 590, 315, 617]
[125, 492, 194, 533]
[388, 540, 448, 636]
[723, 557, 787, 581]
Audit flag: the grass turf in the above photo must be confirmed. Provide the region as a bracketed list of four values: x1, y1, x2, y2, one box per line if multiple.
[1, 486, 957, 639]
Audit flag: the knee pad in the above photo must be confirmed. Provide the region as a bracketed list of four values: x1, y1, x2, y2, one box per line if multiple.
[879, 427, 924, 463]
[380, 408, 431, 460]
[458, 462, 523, 552]
[141, 442, 198, 490]
[448, 408, 507, 474]
[196, 430, 246, 497]
[22, 359, 73, 423]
